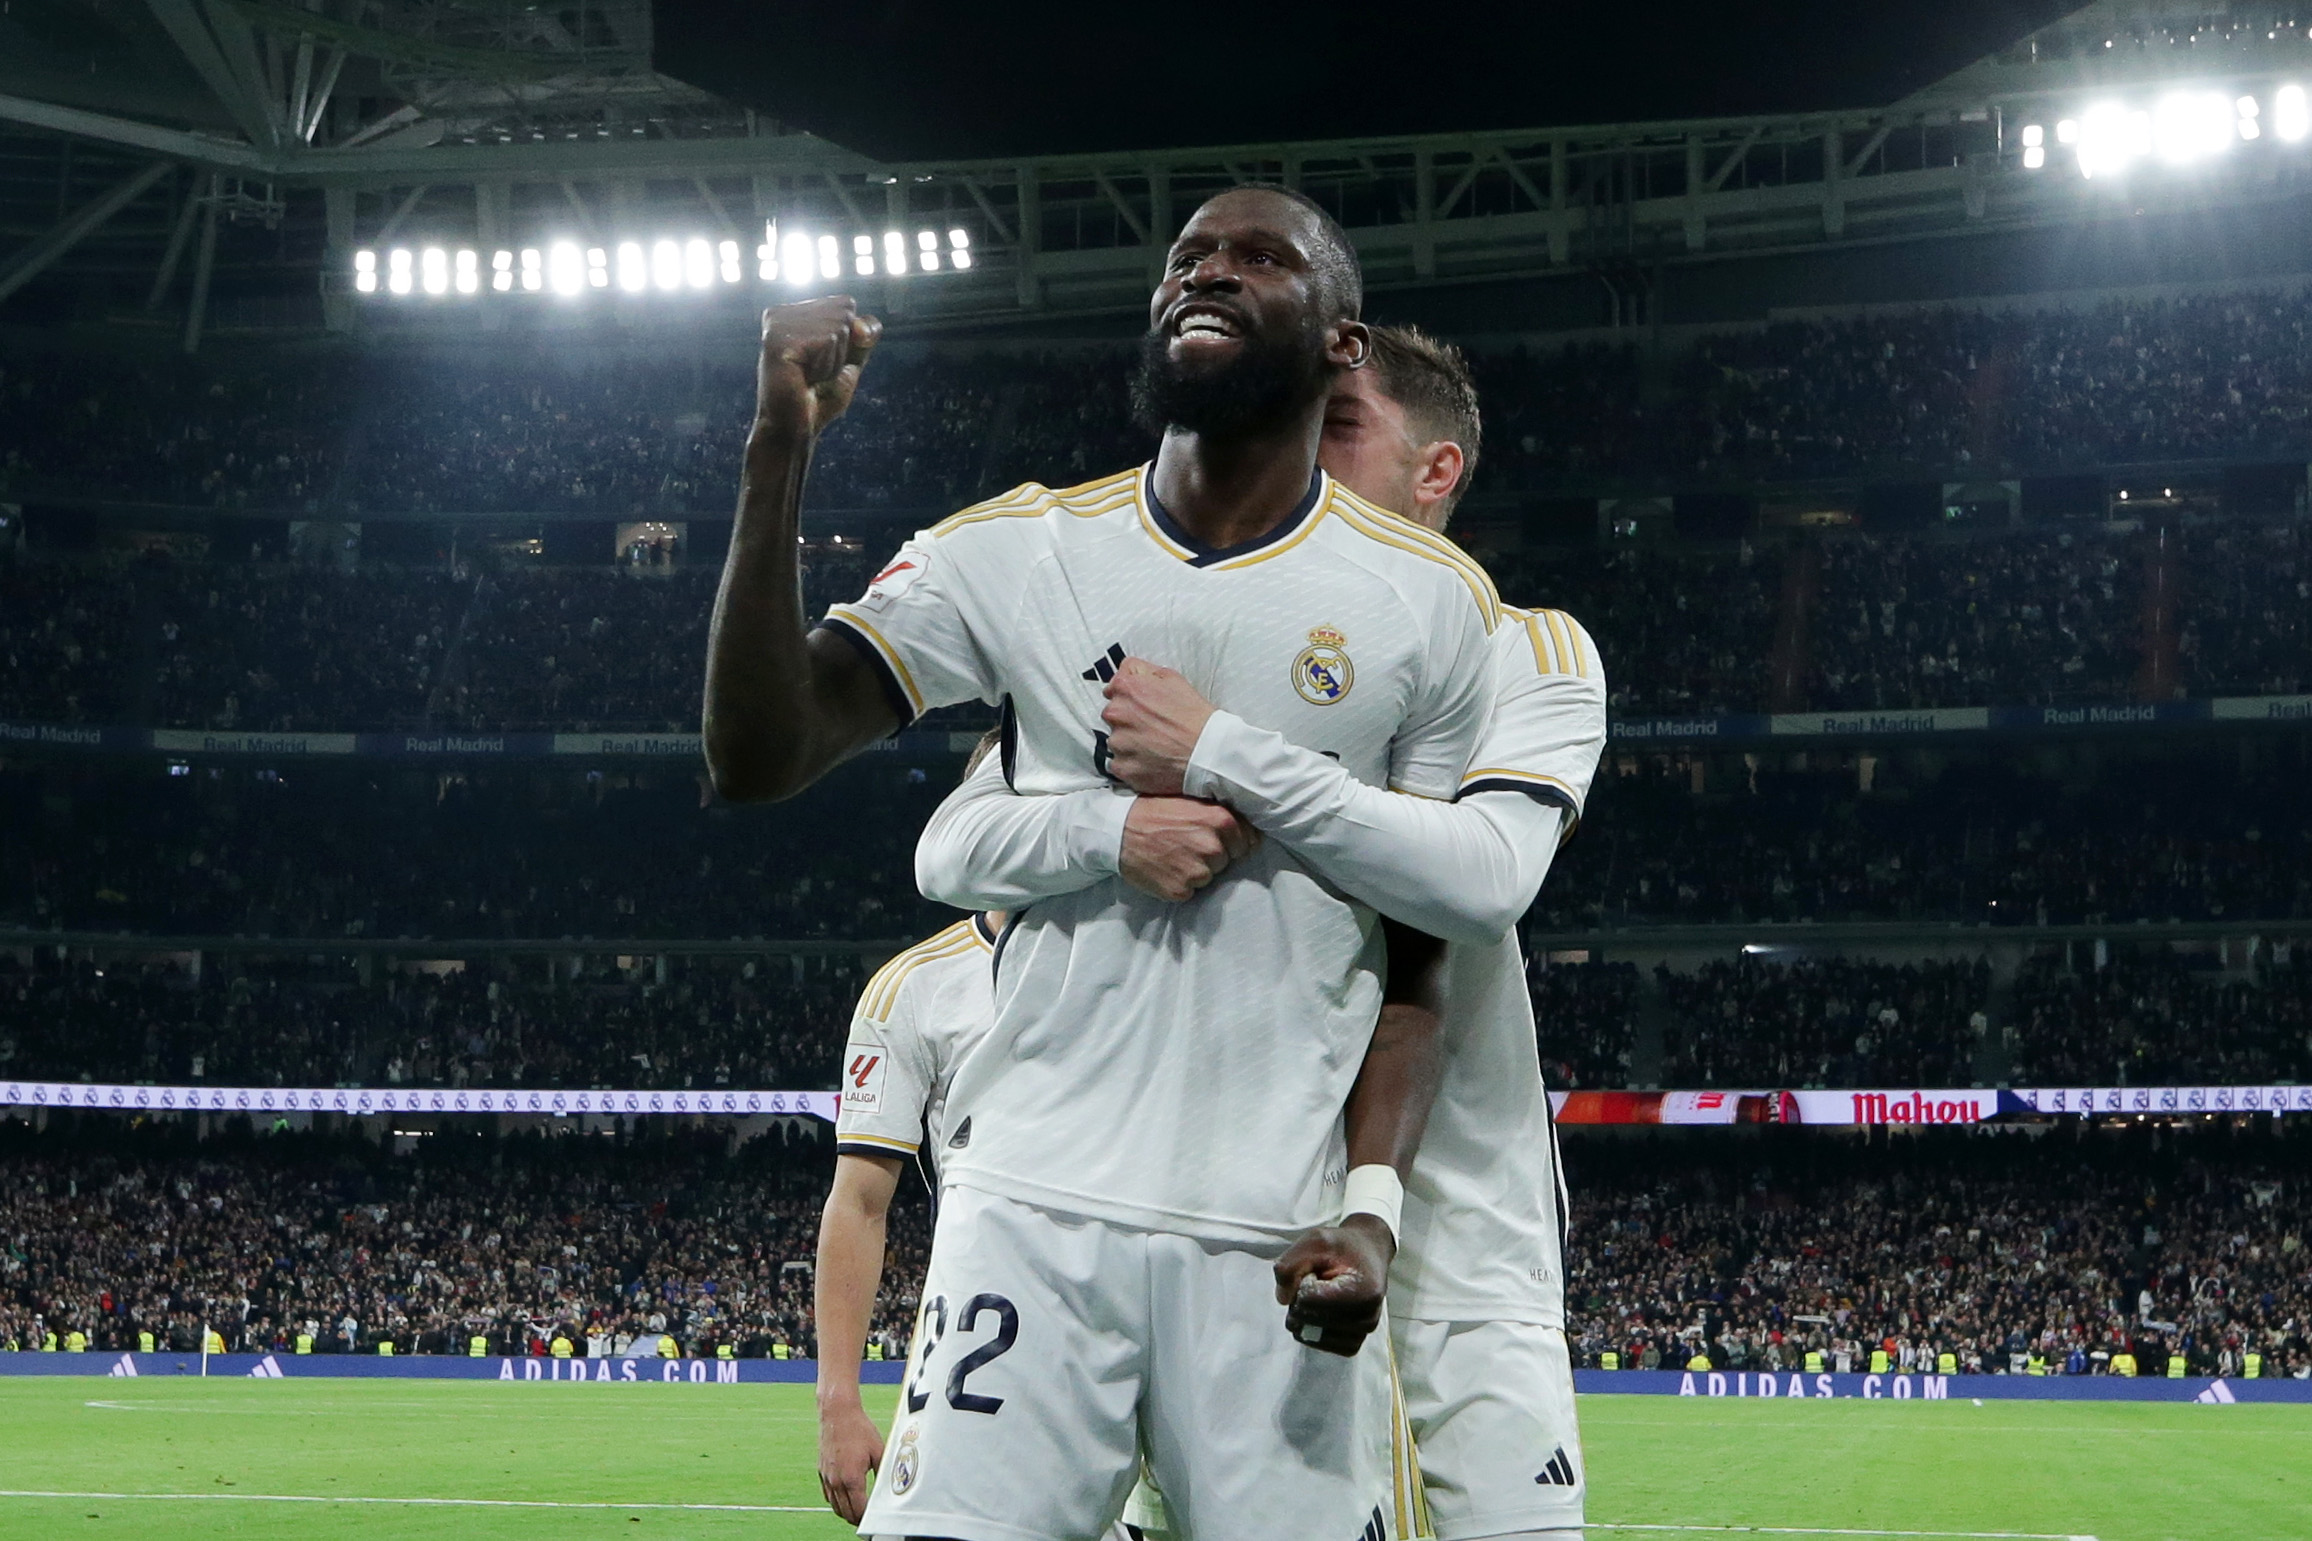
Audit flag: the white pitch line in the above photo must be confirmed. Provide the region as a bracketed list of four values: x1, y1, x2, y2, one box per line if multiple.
[1587, 1529, 2095, 1541]
[0, 1489, 820, 1513]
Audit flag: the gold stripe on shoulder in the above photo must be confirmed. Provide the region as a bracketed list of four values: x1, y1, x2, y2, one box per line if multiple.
[1330, 503, 1501, 631]
[1327, 489, 1504, 619]
[926, 483, 1052, 536]
[1521, 611, 1560, 676]
[821, 608, 928, 716]
[862, 921, 979, 1020]
[1051, 466, 1142, 505]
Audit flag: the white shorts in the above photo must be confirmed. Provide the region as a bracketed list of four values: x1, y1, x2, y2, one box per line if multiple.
[1392, 1318, 1583, 1541]
[858, 1185, 1414, 1541]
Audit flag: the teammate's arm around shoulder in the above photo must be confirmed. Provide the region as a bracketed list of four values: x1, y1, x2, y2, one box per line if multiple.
[703, 297, 897, 802]
[814, 1150, 903, 1523]
[1275, 919, 1448, 1357]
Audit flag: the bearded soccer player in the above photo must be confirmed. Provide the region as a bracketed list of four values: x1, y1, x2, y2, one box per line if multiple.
[918, 325, 1608, 1541]
[705, 187, 1495, 1540]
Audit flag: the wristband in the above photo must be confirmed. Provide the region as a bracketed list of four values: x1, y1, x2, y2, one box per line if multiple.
[1341, 1163, 1404, 1243]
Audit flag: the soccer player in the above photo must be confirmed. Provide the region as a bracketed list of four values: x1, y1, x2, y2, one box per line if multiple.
[916, 324, 1608, 1541]
[814, 902, 1004, 1525]
[705, 186, 1495, 1541]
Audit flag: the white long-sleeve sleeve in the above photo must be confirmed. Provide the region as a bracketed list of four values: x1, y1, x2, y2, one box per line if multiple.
[1183, 613, 1608, 944]
[914, 753, 1133, 911]
[1179, 711, 1560, 945]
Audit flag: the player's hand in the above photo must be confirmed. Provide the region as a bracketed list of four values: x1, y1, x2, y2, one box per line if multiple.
[816, 1397, 885, 1524]
[756, 296, 882, 439]
[1119, 795, 1259, 902]
[1102, 659, 1216, 796]
[1274, 1213, 1394, 1358]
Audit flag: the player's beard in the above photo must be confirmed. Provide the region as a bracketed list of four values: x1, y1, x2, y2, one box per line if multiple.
[1130, 313, 1333, 440]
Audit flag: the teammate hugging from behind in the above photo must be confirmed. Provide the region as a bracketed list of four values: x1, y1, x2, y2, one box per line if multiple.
[918, 324, 1609, 1540]
[709, 186, 1493, 1540]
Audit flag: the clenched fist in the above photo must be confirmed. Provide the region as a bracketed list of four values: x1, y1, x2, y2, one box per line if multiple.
[1274, 1213, 1394, 1357]
[1101, 658, 1216, 796]
[755, 296, 882, 439]
[1119, 795, 1259, 902]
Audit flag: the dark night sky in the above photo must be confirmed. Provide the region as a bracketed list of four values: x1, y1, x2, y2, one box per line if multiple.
[654, 1, 2078, 161]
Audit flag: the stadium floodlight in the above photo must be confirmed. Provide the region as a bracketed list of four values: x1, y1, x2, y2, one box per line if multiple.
[917, 229, 940, 271]
[816, 234, 840, 281]
[2024, 146, 2045, 169]
[387, 248, 412, 295]
[548, 241, 584, 296]
[587, 248, 610, 288]
[719, 239, 741, 283]
[757, 243, 778, 281]
[2152, 90, 2234, 163]
[519, 248, 542, 292]
[651, 239, 681, 290]
[683, 237, 714, 289]
[2277, 84, 2310, 141]
[2056, 118, 2080, 145]
[2022, 123, 2044, 148]
[420, 246, 448, 296]
[491, 250, 513, 292]
[781, 231, 811, 285]
[853, 234, 876, 276]
[454, 248, 479, 295]
[354, 249, 377, 293]
[2075, 102, 2150, 178]
[617, 242, 647, 292]
[884, 230, 907, 273]
[949, 228, 973, 269]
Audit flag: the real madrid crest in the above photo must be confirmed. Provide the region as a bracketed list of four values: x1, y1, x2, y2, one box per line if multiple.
[1293, 625, 1355, 706]
[889, 1420, 923, 1494]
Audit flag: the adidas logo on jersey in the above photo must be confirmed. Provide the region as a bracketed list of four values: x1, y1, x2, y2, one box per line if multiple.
[947, 1116, 972, 1149]
[1080, 642, 1127, 683]
[1534, 1445, 1578, 1486]
[1352, 1503, 1386, 1541]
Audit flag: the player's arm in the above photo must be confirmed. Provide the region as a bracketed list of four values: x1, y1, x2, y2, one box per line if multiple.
[1101, 661, 1604, 943]
[1275, 920, 1448, 1357]
[916, 749, 1262, 908]
[814, 1151, 902, 1523]
[703, 296, 898, 803]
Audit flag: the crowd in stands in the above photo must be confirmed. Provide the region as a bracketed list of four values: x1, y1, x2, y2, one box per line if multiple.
[0, 953, 865, 1092]
[1656, 957, 1991, 1088]
[1530, 958, 1640, 1089]
[7, 517, 2309, 728]
[0, 760, 950, 942]
[1809, 531, 2141, 710]
[1565, 1127, 2312, 1381]
[6, 937, 2309, 1093]
[2012, 952, 2312, 1086]
[0, 1121, 928, 1361]
[17, 290, 2312, 507]
[1539, 752, 2312, 932]
[5, 1119, 2303, 1382]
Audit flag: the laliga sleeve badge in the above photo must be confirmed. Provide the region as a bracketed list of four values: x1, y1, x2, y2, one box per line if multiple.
[1292, 625, 1354, 706]
[888, 1420, 923, 1495]
[860, 547, 929, 612]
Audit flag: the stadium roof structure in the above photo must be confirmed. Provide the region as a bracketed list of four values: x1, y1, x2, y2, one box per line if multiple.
[6, 0, 2312, 342]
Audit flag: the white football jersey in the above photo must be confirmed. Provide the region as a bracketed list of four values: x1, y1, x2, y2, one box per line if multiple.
[824, 465, 1499, 1242]
[1393, 607, 1607, 1326]
[834, 915, 999, 1162]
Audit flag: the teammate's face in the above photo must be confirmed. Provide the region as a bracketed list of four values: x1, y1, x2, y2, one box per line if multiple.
[1131, 190, 1365, 439]
[1320, 369, 1427, 522]
[1320, 368, 1467, 532]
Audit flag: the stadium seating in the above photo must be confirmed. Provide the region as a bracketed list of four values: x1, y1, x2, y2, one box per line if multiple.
[1564, 1124, 2312, 1380]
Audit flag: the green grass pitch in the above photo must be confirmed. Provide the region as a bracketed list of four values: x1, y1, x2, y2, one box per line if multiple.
[0, 1378, 2301, 1539]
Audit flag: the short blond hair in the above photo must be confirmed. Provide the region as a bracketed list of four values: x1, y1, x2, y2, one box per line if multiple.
[1368, 324, 1481, 513]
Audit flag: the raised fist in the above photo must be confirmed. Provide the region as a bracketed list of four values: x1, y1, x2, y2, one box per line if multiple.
[1273, 1214, 1393, 1357]
[755, 296, 882, 438]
